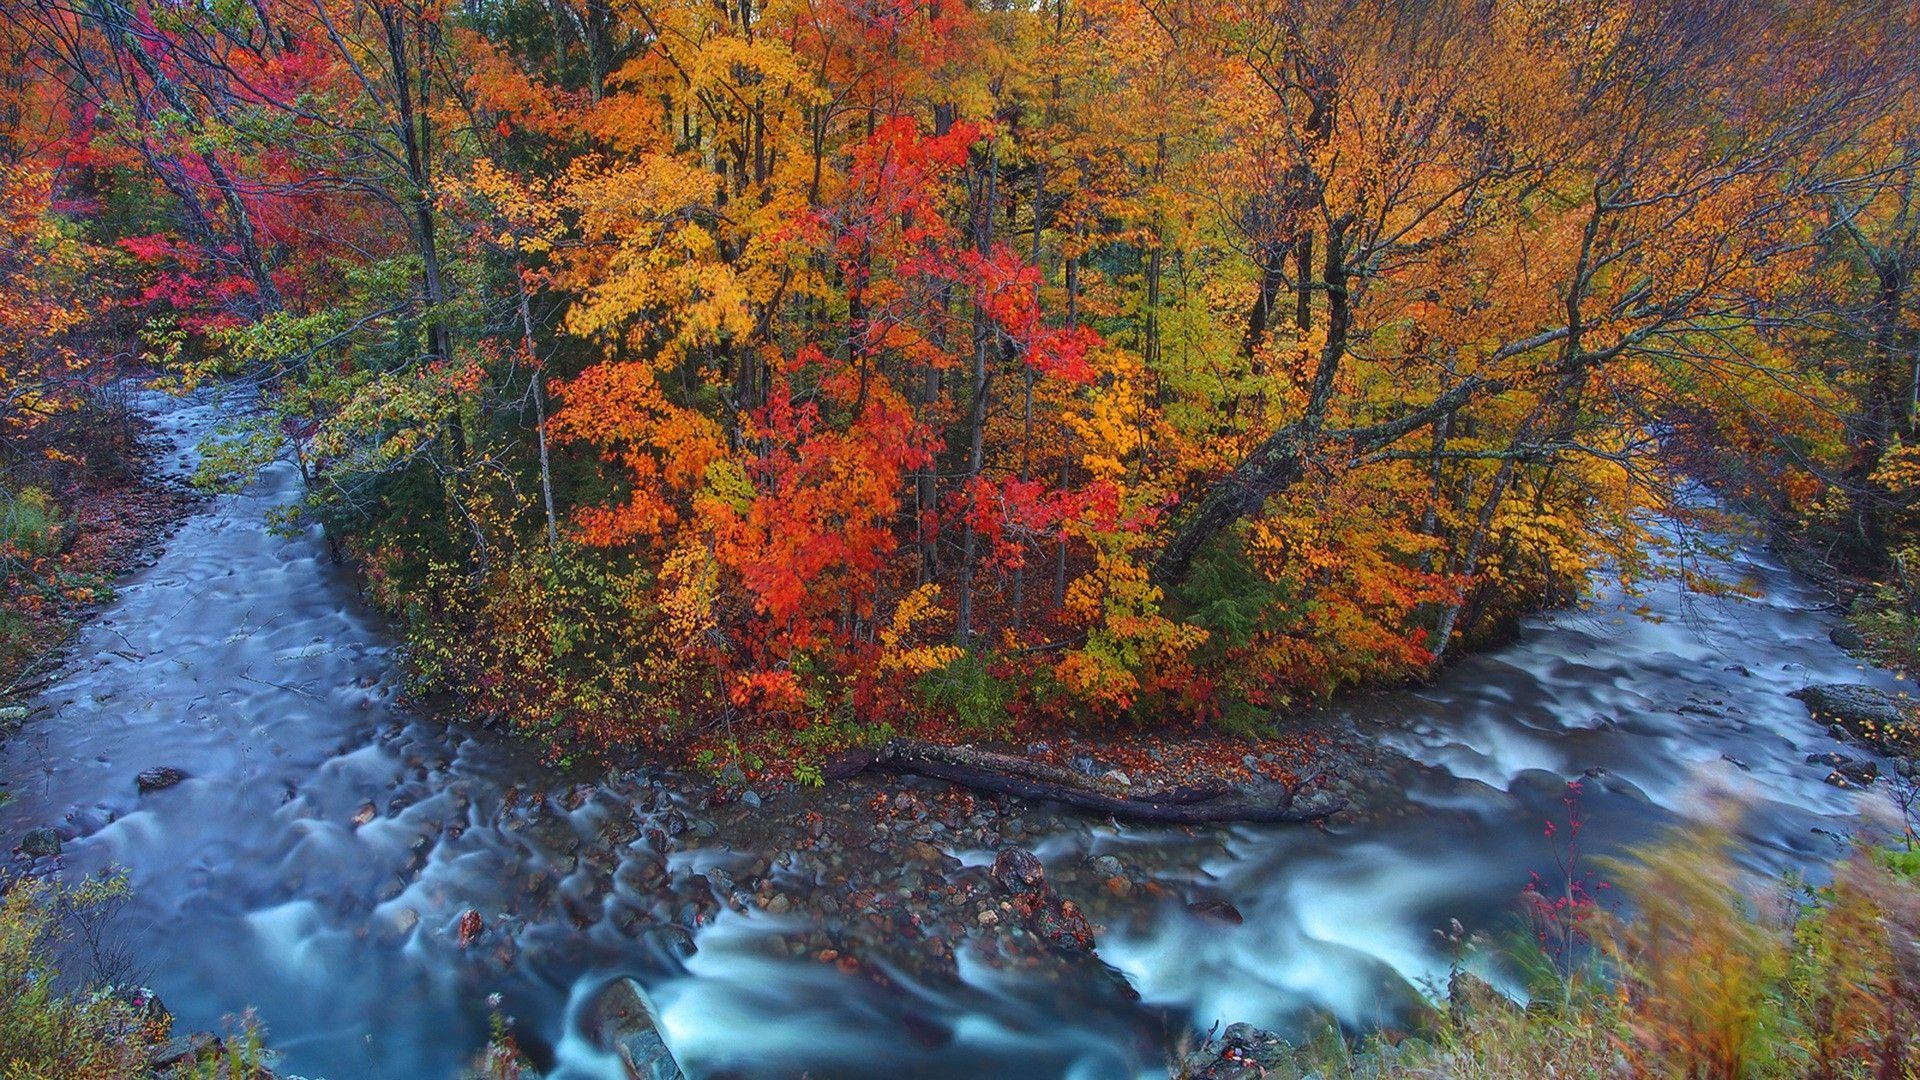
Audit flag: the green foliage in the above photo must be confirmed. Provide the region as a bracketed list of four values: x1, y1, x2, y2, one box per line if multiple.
[917, 651, 1014, 738]
[0, 487, 63, 557]
[191, 417, 283, 494]
[1847, 572, 1920, 679]
[1178, 529, 1302, 652]
[180, 1012, 273, 1080]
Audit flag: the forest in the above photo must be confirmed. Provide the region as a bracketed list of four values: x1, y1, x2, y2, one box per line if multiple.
[5, 0, 1920, 1076]
[7, 0, 1920, 773]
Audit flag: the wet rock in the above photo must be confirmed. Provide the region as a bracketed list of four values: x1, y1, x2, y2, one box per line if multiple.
[1035, 898, 1095, 951]
[660, 810, 687, 837]
[1182, 1022, 1293, 1079]
[18, 826, 60, 858]
[136, 765, 188, 792]
[1826, 759, 1879, 787]
[353, 801, 377, 827]
[1100, 769, 1131, 787]
[1085, 854, 1125, 879]
[1831, 624, 1867, 652]
[991, 847, 1046, 893]
[904, 841, 946, 865]
[115, 984, 170, 1027]
[457, 909, 485, 947]
[1447, 969, 1520, 1025]
[1792, 684, 1909, 749]
[1186, 898, 1245, 926]
[586, 977, 685, 1080]
[618, 855, 668, 893]
[151, 1031, 222, 1073]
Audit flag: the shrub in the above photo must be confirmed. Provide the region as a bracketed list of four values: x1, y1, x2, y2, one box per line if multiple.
[0, 874, 164, 1080]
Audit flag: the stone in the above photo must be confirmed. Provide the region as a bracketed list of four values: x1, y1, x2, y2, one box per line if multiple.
[389, 907, 420, 937]
[457, 909, 484, 947]
[1183, 1022, 1293, 1078]
[116, 985, 170, 1027]
[1792, 684, 1908, 747]
[1814, 754, 1878, 786]
[1447, 969, 1520, 1026]
[1186, 897, 1244, 925]
[151, 1031, 223, 1073]
[19, 826, 60, 858]
[991, 847, 1046, 893]
[1035, 898, 1094, 950]
[586, 977, 685, 1080]
[136, 765, 188, 793]
[1830, 624, 1867, 652]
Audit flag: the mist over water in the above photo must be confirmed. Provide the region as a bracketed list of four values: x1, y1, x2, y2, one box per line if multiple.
[1, 388, 1898, 1079]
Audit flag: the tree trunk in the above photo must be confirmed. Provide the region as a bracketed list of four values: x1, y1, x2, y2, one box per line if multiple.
[515, 270, 561, 554]
[823, 739, 1343, 824]
[955, 136, 1000, 645]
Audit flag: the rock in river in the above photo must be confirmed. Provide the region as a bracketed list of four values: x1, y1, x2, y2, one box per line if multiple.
[137, 765, 188, 793]
[1185, 898, 1245, 926]
[1792, 684, 1912, 751]
[586, 976, 684, 1080]
[991, 847, 1046, 893]
[19, 826, 61, 858]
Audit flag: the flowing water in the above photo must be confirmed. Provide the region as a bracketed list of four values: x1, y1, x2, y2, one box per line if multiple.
[0, 388, 1903, 1079]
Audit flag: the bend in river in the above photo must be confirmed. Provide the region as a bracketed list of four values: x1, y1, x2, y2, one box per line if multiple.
[1, 387, 1902, 1079]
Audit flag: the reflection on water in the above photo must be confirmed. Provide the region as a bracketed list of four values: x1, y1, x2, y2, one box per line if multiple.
[0, 388, 1898, 1078]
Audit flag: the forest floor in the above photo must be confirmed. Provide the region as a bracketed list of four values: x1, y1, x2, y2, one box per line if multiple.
[1, 419, 199, 727]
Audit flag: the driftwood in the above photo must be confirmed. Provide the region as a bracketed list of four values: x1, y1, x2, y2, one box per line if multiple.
[823, 738, 1343, 824]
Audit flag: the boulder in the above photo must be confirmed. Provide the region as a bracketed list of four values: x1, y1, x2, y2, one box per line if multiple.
[1792, 684, 1908, 744]
[1185, 898, 1245, 926]
[1181, 1022, 1293, 1079]
[137, 766, 188, 793]
[990, 847, 1046, 893]
[1034, 897, 1094, 951]
[151, 1031, 222, 1073]
[585, 977, 685, 1080]
[19, 826, 60, 858]
[1825, 757, 1879, 787]
[115, 985, 170, 1027]
[1447, 969, 1520, 1026]
[1830, 624, 1867, 652]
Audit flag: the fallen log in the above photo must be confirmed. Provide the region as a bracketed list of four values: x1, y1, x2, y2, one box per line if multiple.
[823, 738, 1344, 824]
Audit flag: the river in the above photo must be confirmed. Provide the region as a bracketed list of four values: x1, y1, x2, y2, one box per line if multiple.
[0, 387, 1901, 1079]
